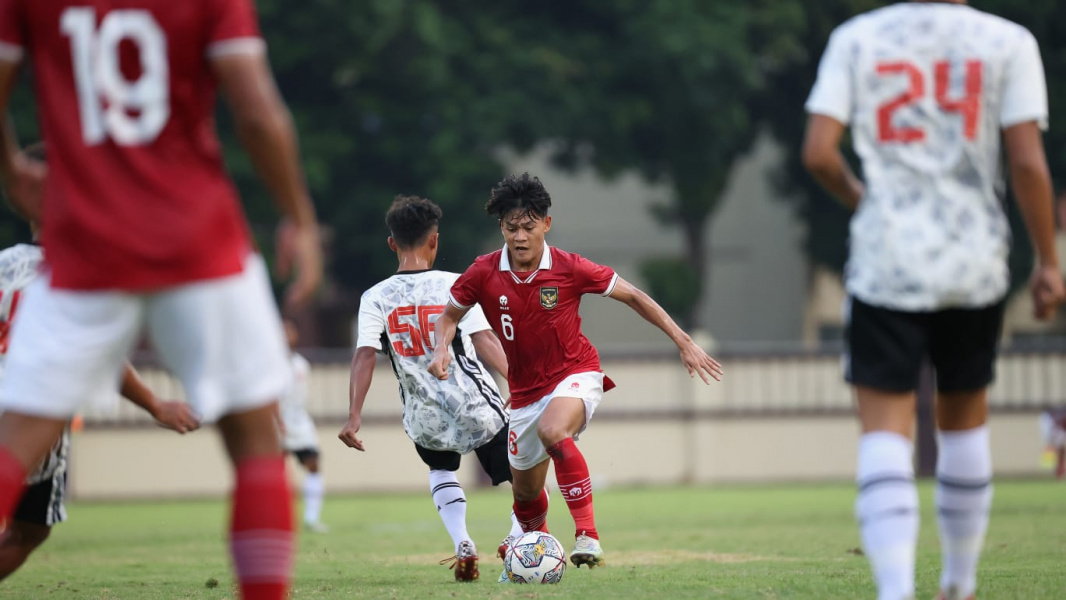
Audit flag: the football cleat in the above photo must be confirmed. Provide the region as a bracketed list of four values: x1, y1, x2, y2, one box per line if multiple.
[497, 568, 510, 583]
[304, 520, 329, 534]
[570, 533, 605, 569]
[935, 588, 975, 600]
[497, 535, 515, 561]
[439, 540, 479, 582]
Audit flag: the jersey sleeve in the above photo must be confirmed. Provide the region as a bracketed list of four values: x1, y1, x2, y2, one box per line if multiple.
[205, 0, 265, 59]
[1000, 29, 1048, 130]
[804, 27, 854, 124]
[457, 303, 492, 335]
[0, 0, 26, 63]
[449, 262, 483, 309]
[355, 294, 387, 351]
[574, 255, 618, 296]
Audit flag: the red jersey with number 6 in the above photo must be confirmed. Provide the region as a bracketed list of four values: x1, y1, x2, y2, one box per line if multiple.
[0, 0, 261, 290]
[450, 245, 619, 410]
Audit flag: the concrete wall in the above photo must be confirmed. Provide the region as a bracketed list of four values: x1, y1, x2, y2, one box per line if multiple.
[69, 353, 1064, 499]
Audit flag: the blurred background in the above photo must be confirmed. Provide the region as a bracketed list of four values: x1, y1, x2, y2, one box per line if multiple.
[6, 0, 1066, 497]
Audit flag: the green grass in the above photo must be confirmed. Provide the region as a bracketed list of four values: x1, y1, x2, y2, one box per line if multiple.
[2, 480, 1063, 599]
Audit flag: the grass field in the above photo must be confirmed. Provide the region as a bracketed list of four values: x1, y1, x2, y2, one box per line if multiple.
[2, 480, 1063, 599]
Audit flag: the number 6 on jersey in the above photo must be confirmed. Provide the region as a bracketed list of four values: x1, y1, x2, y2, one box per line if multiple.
[61, 8, 170, 146]
[500, 314, 515, 341]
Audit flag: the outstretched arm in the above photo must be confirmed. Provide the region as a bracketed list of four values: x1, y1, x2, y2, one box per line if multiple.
[427, 304, 470, 380]
[338, 346, 377, 451]
[211, 50, 321, 310]
[802, 114, 864, 211]
[608, 277, 723, 384]
[120, 364, 200, 434]
[470, 330, 508, 378]
[1004, 121, 1064, 321]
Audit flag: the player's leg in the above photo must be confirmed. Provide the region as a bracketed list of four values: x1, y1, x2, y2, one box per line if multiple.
[0, 452, 68, 581]
[148, 255, 294, 600]
[847, 297, 924, 600]
[293, 449, 327, 531]
[471, 427, 524, 558]
[415, 444, 479, 580]
[929, 303, 1004, 600]
[536, 373, 606, 568]
[0, 520, 50, 580]
[0, 415, 66, 522]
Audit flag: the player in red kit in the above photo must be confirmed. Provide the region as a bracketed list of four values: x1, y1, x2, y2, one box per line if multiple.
[428, 173, 722, 573]
[0, 1, 321, 598]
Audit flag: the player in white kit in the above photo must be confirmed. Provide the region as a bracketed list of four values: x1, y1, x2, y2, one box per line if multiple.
[803, 2, 1064, 599]
[278, 319, 327, 532]
[339, 196, 521, 582]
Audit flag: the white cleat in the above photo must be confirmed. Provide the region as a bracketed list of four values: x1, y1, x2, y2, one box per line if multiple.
[570, 533, 605, 569]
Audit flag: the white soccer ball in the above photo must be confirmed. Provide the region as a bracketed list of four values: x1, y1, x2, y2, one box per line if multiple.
[503, 531, 567, 584]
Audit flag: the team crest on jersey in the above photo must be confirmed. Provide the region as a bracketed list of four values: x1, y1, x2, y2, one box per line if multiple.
[539, 287, 559, 310]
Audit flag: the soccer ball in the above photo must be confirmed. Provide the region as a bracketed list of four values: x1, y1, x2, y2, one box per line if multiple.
[503, 531, 567, 584]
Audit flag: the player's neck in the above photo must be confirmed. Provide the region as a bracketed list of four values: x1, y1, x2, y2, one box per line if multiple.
[396, 251, 434, 273]
[508, 247, 545, 272]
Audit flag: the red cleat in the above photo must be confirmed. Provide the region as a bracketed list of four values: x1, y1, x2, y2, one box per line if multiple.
[497, 535, 515, 560]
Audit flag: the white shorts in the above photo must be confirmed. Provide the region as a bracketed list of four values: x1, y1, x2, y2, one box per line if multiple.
[507, 371, 604, 471]
[0, 255, 291, 423]
[282, 407, 319, 452]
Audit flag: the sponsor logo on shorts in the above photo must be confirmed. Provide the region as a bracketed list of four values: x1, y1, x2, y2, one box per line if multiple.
[540, 287, 558, 310]
[569, 382, 580, 391]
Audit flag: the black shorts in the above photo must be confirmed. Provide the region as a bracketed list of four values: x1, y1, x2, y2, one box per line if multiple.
[845, 296, 1005, 393]
[15, 471, 67, 527]
[415, 426, 512, 486]
[290, 448, 320, 464]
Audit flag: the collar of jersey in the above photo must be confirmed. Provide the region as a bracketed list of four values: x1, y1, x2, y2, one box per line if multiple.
[499, 243, 552, 284]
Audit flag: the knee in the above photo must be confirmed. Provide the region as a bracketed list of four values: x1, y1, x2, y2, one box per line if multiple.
[512, 481, 541, 502]
[536, 423, 570, 450]
[2, 521, 50, 552]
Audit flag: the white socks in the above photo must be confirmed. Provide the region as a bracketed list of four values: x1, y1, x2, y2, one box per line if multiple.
[302, 472, 325, 525]
[936, 426, 992, 599]
[856, 432, 919, 600]
[429, 469, 471, 553]
[508, 510, 524, 539]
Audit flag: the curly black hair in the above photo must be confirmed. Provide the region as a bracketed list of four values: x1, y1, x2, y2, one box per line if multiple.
[385, 195, 443, 248]
[485, 173, 551, 222]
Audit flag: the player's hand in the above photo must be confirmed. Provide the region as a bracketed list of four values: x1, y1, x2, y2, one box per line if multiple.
[427, 352, 451, 381]
[1029, 264, 1065, 321]
[275, 218, 323, 312]
[679, 340, 723, 384]
[2, 151, 47, 224]
[338, 416, 365, 451]
[152, 400, 201, 434]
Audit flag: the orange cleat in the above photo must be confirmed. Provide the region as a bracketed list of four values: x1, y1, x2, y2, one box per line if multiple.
[440, 540, 479, 582]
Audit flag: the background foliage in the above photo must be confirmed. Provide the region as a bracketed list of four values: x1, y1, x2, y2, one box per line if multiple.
[7, 1, 1066, 336]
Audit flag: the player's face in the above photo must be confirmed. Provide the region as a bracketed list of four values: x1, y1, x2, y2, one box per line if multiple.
[501, 211, 551, 270]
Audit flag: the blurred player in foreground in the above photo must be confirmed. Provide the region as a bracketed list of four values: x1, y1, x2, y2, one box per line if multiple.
[803, 1, 1063, 599]
[428, 174, 722, 570]
[0, 0, 322, 597]
[340, 196, 521, 582]
[278, 319, 327, 532]
[0, 241, 200, 581]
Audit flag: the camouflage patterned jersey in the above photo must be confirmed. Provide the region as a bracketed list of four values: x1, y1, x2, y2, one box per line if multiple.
[356, 270, 506, 454]
[806, 3, 1048, 311]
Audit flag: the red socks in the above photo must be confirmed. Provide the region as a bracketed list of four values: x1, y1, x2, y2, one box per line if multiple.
[513, 486, 549, 533]
[546, 438, 598, 540]
[229, 456, 293, 600]
[0, 448, 27, 524]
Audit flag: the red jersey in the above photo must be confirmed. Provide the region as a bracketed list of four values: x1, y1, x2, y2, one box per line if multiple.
[449, 245, 618, 409]
[0, 0, 260, 290]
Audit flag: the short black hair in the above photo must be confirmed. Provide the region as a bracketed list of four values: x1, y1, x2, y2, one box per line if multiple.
[385, 195, 442, 248]
[485, 173, 551, 221]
